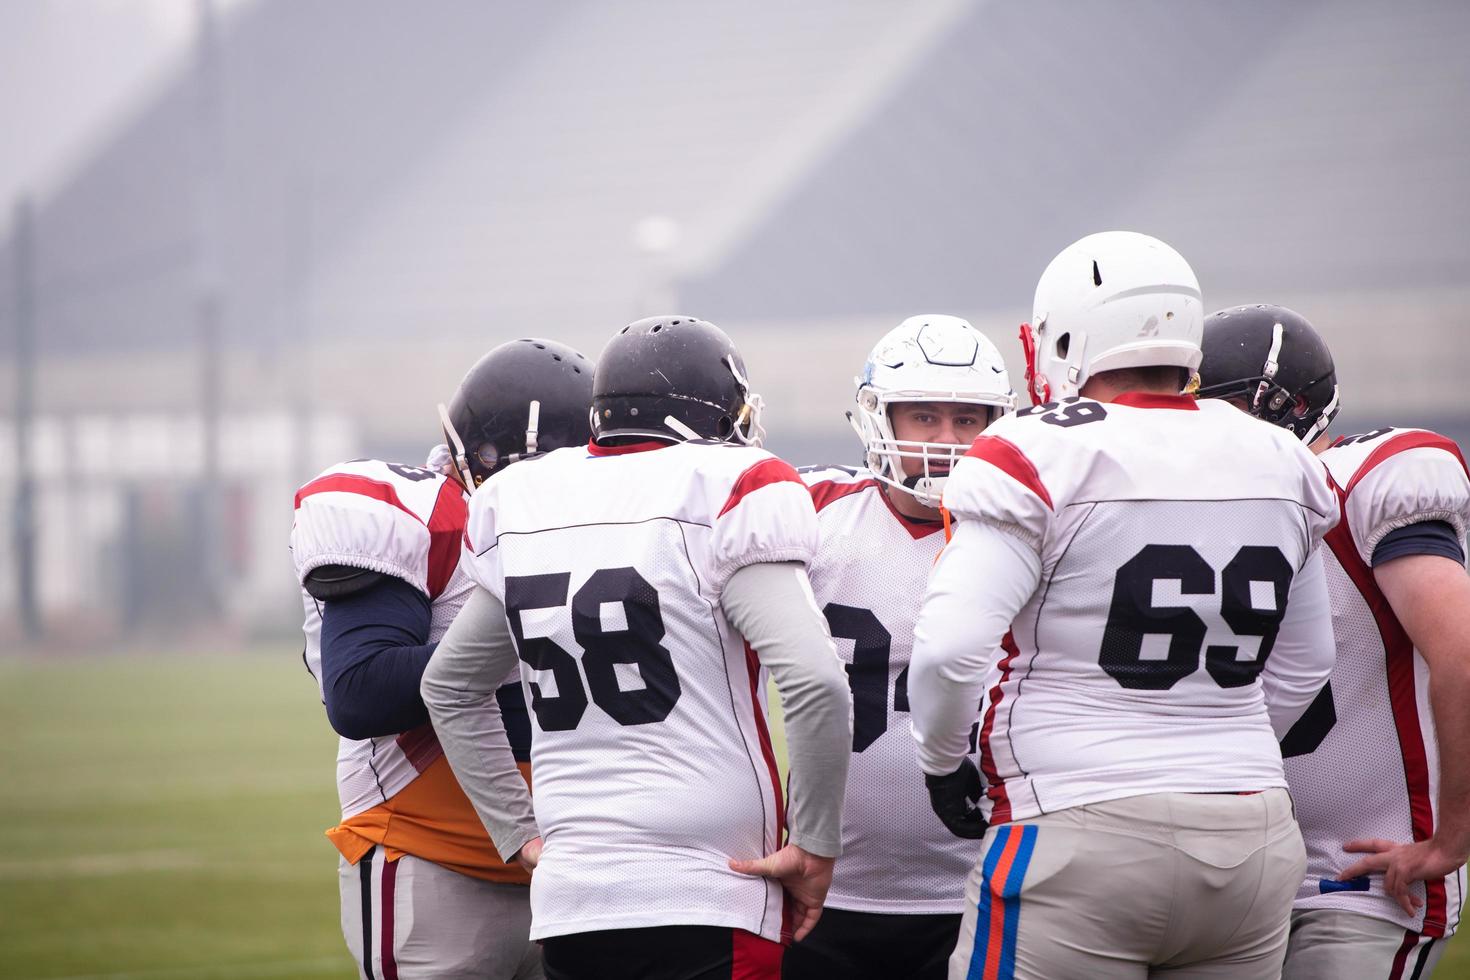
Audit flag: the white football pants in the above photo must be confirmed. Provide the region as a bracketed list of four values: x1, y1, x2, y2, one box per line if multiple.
[339, 848, 542, 980]
[949, 788, 1304, 979]
[1284, 908, 1448, 980]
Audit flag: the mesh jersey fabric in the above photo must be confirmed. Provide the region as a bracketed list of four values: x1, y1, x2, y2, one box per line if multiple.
[802, 464, 979, 914]
[291, 458, 527, 885]
[1287, 427, 1470, 937]
[459, 439, 820, 942]
[936, 394, 1338, 824]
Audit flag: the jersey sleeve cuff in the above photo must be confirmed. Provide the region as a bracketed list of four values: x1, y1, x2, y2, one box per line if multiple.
[787, 829, 842, 859]
[711, 548, 814, 592]
[1361, 510, 1468, 564]
[297, 552, 427, 596]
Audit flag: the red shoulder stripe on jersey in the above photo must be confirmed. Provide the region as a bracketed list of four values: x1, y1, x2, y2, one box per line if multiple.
[586, 438, 671, 456]
[295, 474, 418, 521]
[965, 436, 1054, 510]
[978, 631, 1022, 826]
[1111, 392, 1199, 410]
[807, 477, 878, 512]
[425, 479, 467, 600]
[1325, 495, 1447, 936]
[396, 724, 444, 775]
[719, 457, 805, 518]
[1345, 431, 1469, 498]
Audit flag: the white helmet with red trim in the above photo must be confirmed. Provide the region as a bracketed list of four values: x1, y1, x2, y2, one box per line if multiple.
[851, 314, 1014, 507]
[1020, 231, 1203, 405]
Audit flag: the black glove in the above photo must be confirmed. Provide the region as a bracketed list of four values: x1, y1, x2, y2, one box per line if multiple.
[925, 759, 989, 839]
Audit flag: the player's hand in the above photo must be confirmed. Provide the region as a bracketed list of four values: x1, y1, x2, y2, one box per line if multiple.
[513, 836, 543, 873]
[925, 759, 988, 839]
[1339, 837, 1468, 915]
[728, 844, 835, 941]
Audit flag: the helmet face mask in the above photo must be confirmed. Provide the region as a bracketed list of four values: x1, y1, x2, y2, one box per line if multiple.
[1024, 231, 1203, 405]
[853, 315, 1015, 507]
[439, 338, 594, 489]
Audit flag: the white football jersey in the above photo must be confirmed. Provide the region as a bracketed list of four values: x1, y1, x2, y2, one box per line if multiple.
[802, 465, 979, 914]
[291, 459, 475, 818]
[940, 393, 1338, 824]
[1287, 427, 1470, 937]
[461, 439, 820, 942]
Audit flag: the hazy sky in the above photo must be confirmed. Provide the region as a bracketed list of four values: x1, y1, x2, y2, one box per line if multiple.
[0, 0, 250, 221]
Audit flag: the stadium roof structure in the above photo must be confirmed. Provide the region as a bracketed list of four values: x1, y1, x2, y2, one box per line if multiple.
[0, 0, 1466, 441]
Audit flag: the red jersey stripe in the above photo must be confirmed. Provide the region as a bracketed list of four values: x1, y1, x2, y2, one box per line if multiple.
[965, 436, 1054, 510]
[395, 724, 445, 776]
[807, 477, 878, 513]
[807, 477, 943, 540]
[1326, 487, 1447, 935]
[719, 457, 805, 518]
[1345, 431, 1469, 497]
[295, 474, 418, 521]
[425, 478, 467, 599]
[1111, 392, 1199, 411]
[979, 632, 1021, 825]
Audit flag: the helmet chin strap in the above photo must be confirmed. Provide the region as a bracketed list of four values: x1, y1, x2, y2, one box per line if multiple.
[437, 402, 476, 489]
[523, 400, 541, 456]
[1253, 321, 1285, 412]
[662, 415, 702, 442]
[1302, 384, 1340, 443]
[905, 472, 948, 508]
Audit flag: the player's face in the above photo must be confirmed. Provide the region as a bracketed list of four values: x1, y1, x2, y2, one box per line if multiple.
[889, 401, 991, 480]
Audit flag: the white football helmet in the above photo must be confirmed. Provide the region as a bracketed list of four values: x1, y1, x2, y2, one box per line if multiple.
[1020, 231, 1203, 404]
[851, 314, 1015, 507]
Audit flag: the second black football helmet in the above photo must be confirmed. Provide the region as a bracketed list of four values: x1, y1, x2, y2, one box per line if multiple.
[1197, 304, 1340, 442]
[591, 316, 764, 446]
[439, 338, 594, 488]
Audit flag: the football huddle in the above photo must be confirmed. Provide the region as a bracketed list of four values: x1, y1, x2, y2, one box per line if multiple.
[289, 231, 1469, 980]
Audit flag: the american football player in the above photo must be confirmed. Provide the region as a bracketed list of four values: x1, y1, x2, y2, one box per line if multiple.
[420, 316, 853, 980]
[1199, 304, 1469, 980]
[291, 338, 593, 980]
[784, 314, 1013, 980]
[911, 232, 1338, 979]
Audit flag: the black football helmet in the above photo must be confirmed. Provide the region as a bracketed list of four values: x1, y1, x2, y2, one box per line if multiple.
[438, 338, 594, 488]
[591, 316, 764, 446]
[1197, 304, 1340, 442]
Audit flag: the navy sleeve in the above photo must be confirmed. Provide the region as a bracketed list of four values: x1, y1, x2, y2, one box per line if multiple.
[1371, 520, 1466, 568]
[319, 575, 437, 740]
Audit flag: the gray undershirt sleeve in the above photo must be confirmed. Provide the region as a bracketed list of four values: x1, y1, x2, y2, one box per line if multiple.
[721, 560, 852, 858]
[420, 586, 539, 863]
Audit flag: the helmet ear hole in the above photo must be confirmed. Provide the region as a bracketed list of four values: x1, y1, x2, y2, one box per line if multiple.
[715, 415, 735, 439]
[1055, 332, 1070, 359]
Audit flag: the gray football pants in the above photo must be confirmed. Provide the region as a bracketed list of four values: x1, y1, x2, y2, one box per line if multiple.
[1283, 908, 1448, 980]
[340, 848, 543, 980]
[949, 788, 1304, 979]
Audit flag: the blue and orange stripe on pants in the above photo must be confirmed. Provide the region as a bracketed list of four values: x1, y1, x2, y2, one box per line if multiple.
[966, 824, 1038, 980]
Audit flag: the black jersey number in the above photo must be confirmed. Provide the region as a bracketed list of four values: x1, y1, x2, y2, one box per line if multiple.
[386, 462, 439, 482]
[1279, 683, 1336, 757]
[1099, 544, 1293, 691]
[1017, 396, 1109, 428]
[505, 567, 681, 731]
[823, 603, 895, 752]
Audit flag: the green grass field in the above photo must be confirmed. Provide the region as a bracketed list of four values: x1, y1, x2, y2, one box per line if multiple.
[1, 653, 1466, 980]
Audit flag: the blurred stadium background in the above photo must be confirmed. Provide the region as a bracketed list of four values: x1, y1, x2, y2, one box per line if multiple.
[0, 1, 1467, 976]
